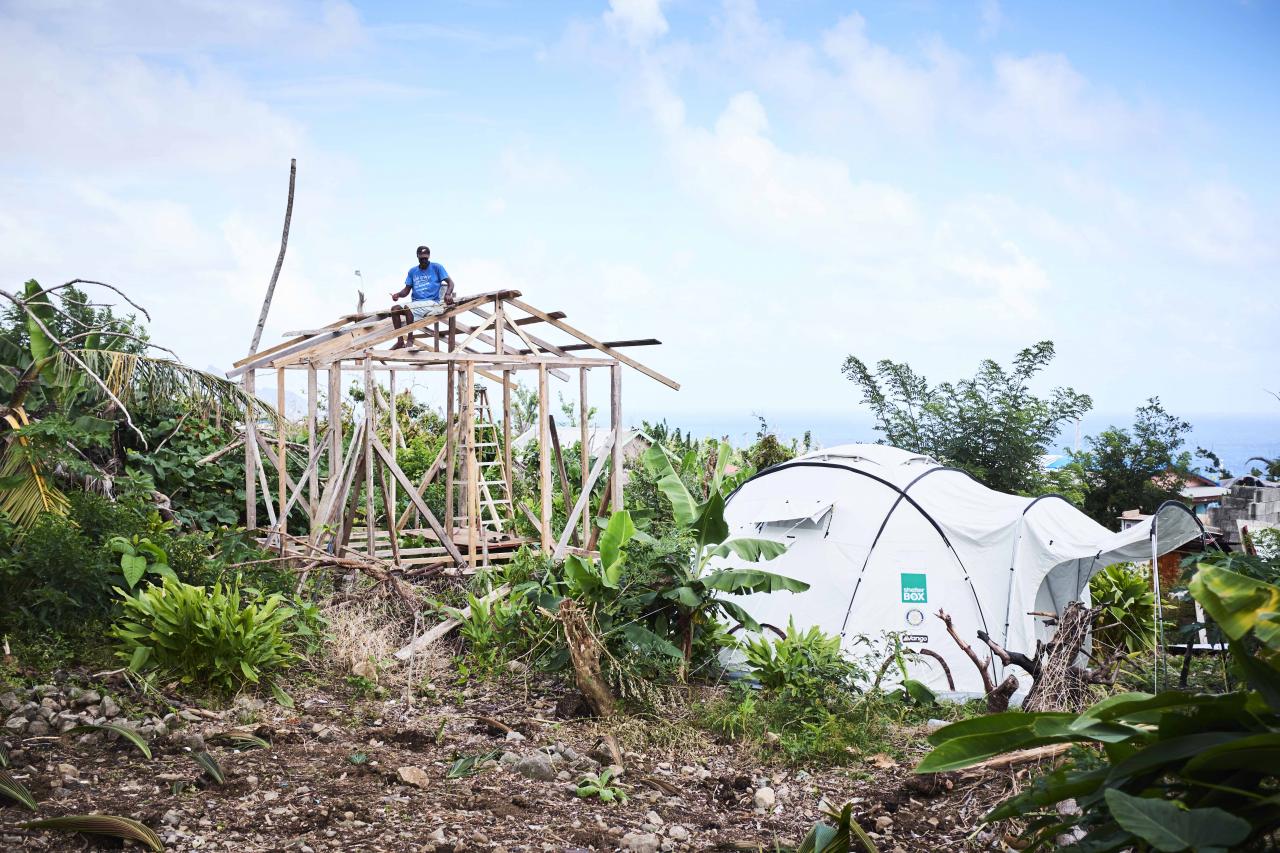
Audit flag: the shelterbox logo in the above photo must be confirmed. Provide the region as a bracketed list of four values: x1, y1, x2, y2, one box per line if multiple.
[901, 573, 927, 603]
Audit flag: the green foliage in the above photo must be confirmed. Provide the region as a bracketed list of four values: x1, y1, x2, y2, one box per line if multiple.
[742, 619, 863, 705]
[447, 589, 537, 676]
[1074, 397, 1194, 528]
[796, 800, 880, 853]
[446, 748, 501, 779]
[22, 814, 164, 852]
[575, 767, 628, 803]
[919, 563, 1280, 851]
[842, 341, 1092, 495]
[108, 534, 178, 588]
[0, 766, 38, 811]
[111, 577, 301, 704]
[744, 416, 810, 472]
[1089, 562, 1157, 656]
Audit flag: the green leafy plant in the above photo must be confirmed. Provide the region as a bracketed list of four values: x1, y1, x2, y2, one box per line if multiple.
[797, 800, 879, 852]
[0, 766, 38, 811]
[108, 535, 178, 588]
[207, 731, 270, 750]
[446, 748, 501, 779]
[66, 723, 153, 759]
[575, 767, 628, 803]
[743, 619, 862, 705]
[110, 577, 300, 705]
[1089, 562, 1157, 655]
[918, 563, 1280, 851]
[23, 814, 164, 852]
[193, 751, 225, 785]
[641, 444, 807, 662]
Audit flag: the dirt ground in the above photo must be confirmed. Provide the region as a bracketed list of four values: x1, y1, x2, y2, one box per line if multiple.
[2, 666, 1020, 852]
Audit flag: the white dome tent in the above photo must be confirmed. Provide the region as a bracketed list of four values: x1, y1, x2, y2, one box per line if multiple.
[722, 444, 1203, 695]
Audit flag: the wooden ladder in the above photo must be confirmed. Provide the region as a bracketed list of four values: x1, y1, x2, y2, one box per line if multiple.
[456, 386, 514, 534]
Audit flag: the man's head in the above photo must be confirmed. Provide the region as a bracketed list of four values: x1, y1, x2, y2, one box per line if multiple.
[416, 245, 431, 267]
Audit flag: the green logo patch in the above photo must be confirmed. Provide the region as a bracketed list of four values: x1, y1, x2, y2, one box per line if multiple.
[901, 573, 927, 603]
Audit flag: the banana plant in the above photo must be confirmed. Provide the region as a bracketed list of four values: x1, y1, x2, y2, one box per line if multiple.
[641, 443, 807, 662]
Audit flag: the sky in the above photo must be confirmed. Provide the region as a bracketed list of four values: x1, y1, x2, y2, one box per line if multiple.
[2, 0, 1278, 433]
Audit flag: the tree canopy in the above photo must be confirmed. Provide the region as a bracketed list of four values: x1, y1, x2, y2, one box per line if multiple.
[841, 341, 1092, 495]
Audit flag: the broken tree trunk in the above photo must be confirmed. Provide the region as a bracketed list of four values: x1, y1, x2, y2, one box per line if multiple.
[936, 608, 1018, 713]
[559, 598, 616, 717]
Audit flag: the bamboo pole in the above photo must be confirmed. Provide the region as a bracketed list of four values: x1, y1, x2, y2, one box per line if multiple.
[539, 362, 552, 550]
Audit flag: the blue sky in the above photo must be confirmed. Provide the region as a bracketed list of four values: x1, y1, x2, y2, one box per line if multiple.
[2, 0, 1278, 429]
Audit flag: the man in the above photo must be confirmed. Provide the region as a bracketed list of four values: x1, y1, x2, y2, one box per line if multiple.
[390, 245, 456, 348]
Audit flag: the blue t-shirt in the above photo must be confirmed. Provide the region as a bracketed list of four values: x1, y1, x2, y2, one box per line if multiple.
[405, 262, 449, 302]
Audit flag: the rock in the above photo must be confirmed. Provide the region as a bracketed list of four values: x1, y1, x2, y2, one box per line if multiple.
[162, 809, 181, 827]
[667, 825, 690, 842]
[556, 770, 572, 782]
[100, 696, 121, 718]
[178, 709, 201, 723]
[428, 827, 447, 843]
[621, 831, 661, 853]
[26, 719, 49, 736]
[754, 787, 776, 810]
[4, 716, 28, 734]
[352, 660, 377, 680]
[0, 692, 18, 713]
[75, 690, 101, 708]
[763, 731, 781, 746]
[875, 816, 893, 831]
[499, 751, 520, 766]
[605, 763, 625, 778]
[397, 766, 431, 788]
[679, 765, 695, 775]
[505, 730, 526, 742]
[514, 752, 556, 781]
[645, 810, 664, 827]
[505, 659, 528, 674]
[57, 763, 79, 782]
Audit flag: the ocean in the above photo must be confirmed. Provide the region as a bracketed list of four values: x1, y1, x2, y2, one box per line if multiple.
[632, 410, 1280, 480]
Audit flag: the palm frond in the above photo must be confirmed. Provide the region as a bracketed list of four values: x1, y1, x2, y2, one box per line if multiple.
[0, 409, 69, 533]
[57, 349, 278, 425]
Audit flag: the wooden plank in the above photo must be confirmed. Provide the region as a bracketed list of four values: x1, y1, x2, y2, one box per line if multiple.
[453, 310, 497, 354]
[376, 463, 402, 566]
[304, 291, 518, 366]
[507, 297, 679, 390]
[554, 433, 613, 559]
[254, 447, 277, 528]
[231, 316, 349, 369]
[538, 363, 551, 550]
[363, 358, 375, 553]
[255, 431, 300, 499]
[395, 436, 448, 530]
[327, 366, 342, 495]
[372, 436, 465, 565]
[549, 416, 574, 525]
[580, 367, 590, 543]
[265, 441, 328, 541]
[516, 339, 661, 354]
[610, 363, 623, 511]
[502, 369, 513, 525]
[393, 583, 510, 661]
[465, 362, 477, 559]
[445, 322, 456, 543]
[277, 367, 287, 535]
[306, 365, 318, 523]
[244, 371, 257, 529]
[313, 418, 364, 537]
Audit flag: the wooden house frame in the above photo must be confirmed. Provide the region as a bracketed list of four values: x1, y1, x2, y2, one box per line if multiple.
[226, 290, 677, 572]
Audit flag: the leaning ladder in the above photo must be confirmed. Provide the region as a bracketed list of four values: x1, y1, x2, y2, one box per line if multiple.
[455, 386, 514, 535]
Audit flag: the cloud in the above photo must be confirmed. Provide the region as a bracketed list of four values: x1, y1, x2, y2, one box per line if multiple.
[604, 0, 669, 45]
[979, 0, 1003, 40]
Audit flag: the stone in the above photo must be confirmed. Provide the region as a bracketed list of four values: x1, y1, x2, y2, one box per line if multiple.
[621, 831, 661, 853]
[26, 719, 50, 736]
[75, 690, 101, 707]
[100, 696, 121, 718]
[352, 660, 377, 680]
[667, 825, 690, 842]
[605, 763, 625, 778]
[556, 770, 572, 782]
[499, 751, 520, 766]
[57, 763, 79, 782]
[162, 810, 181, 827]
[645, 810, 664, 827]
[514, 752, 556, 781]
[875, 816, 893, 831]
[505, 730, 526, 742]
[397, 766, 431, 788]
[428, 827, 447, 843]
[4, 716, 28, 734]
[0, 692, 18, 713]
[754, 787, 776, 810]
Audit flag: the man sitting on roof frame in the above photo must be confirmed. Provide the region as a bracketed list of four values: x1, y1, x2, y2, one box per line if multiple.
[390, 244, 456, 348]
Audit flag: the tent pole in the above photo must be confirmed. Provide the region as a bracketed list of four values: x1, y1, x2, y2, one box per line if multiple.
[1150, 514, 1162, 693]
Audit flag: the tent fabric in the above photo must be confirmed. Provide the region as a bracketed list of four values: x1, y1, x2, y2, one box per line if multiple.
[722, 444, 1204, 694]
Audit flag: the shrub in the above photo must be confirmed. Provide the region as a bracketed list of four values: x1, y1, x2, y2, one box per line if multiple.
[111, 578, 301, 704]
[1088, 562, 1156, 655]
[0, 513, 116, 634]
[742, 619, 864, 704]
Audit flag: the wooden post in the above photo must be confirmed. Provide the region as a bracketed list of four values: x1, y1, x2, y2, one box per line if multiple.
[244, 370, 257, 528]
[610, 363, 623, 512]
[389, 368, 397, 527]
[464, 362, 477, 560]
[327, 366, 342, 487]
[363, 357, 375, 554]
[276, 367, 287, 536]
[445, 319, 456, 542]
[306, 365, 318, 525]
[493, 297, 504, 356]
[579, 367, 589, 542]
[538, 363, 552, 550]
[249, 158, 296, 355]
[502, 368, 514, 524]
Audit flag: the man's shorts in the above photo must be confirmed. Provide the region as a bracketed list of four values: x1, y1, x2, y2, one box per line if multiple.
[408, 300, 446, 321]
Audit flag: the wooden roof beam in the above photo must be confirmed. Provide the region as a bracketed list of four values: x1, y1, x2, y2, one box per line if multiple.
[515, 338, 660, 355]
[505, 297, 680, 390]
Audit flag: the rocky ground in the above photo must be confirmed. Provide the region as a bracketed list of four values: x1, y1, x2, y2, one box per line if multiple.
[1, 671, 1018, 852]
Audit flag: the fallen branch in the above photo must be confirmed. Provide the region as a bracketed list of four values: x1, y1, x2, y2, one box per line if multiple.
[936, 609, 1018, 713]
[958, 742, 1073, 774]
[391, 583, 512, 661]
